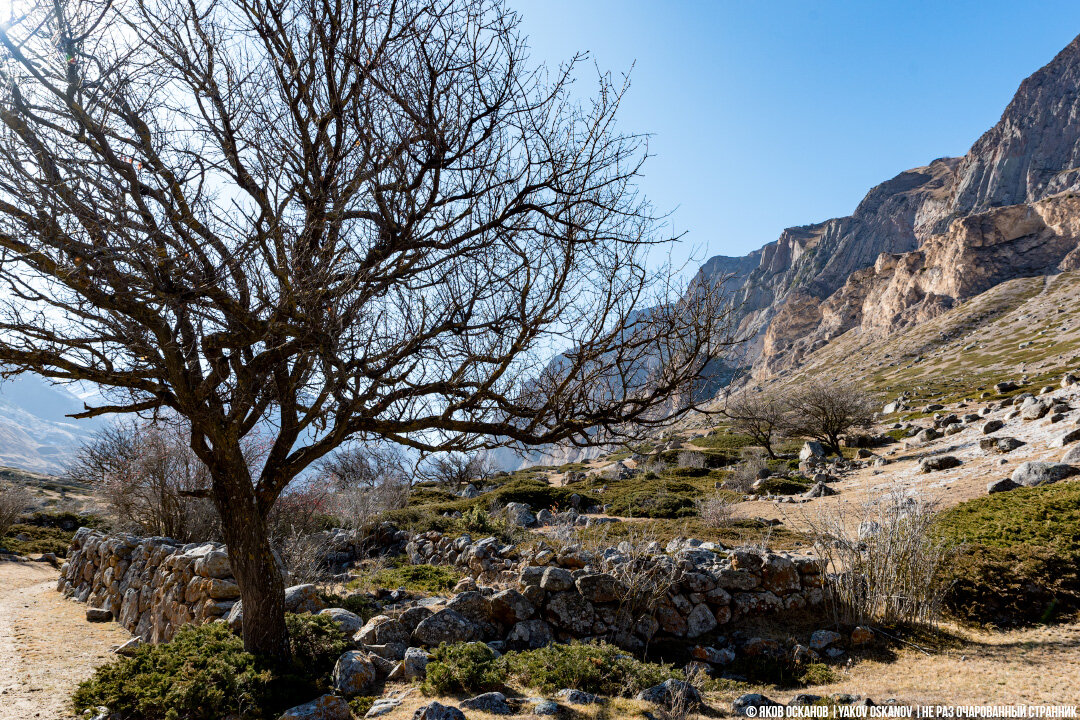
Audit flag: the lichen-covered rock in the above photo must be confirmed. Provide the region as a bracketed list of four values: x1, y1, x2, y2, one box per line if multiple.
[506, 618, 554, 650]
[685, 603, 717, 638]
[488, 588, 536, 625]
[538, 567, 574, 592]
[1012, 461, 1079, 487]
[412, 609, 480, 646]
[332, 650, 376, 695]
[636, 679, 701, 708]
[277, 694, 353, 720]
[357, 615, 410, 646]
[460, 692, 512, 715]
[284, 584, 327, 614]
[543, 591, 595, 634]
[574, 573, 624, 603]
[412, 701, 466, 720]
[318, 607, 364, 636]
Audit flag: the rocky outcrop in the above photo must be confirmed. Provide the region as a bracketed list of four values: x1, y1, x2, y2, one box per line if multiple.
[694, 34, 1080, 380]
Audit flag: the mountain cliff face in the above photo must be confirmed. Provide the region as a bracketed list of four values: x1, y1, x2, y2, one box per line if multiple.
[700, 33, 1080, 380]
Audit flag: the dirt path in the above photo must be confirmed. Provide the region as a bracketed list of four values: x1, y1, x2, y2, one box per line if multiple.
[0, 560, 131, 720]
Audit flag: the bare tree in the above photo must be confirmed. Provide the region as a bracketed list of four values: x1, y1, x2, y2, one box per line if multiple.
[721, 389, 787, 459]
[0, 0, 734, 657]
[318, 442, 411, 529]
[420, 451, 496, 492]
[783, 381, 876, 456]
[0, 483, 34, 539]
[66, 421, 222, 542]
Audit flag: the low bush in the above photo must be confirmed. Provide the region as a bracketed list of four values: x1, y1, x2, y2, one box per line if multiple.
[936, 480, 1080, 553]
[690, 430, 758, 452]
[752, 475, 811, 496]
[501, 641, 676, 696]
[1, 523, 75, 556]
[373, 563, 462, 594]
[605, 479, 702, 519]
[424, 642, 506, 695]
[729, 654, 839, 688]
[72, 616, 349, 720]
[317, 591, 377, 619]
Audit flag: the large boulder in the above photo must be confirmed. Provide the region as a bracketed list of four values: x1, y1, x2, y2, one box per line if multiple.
[284, 585, 327, 614]
[1020, 399, 1051, 420]
[357, 615, 410, 646]
[332, 650, 376, 696]
[488, 589, 536, 625]
[318, 608, 364, 636]
[981, 419, 1004, 434]
[1011, 462, 1080, 487]
[504, 502, 536, 527]
[920, 455, 961, 473]
[506, 618, 554, 650]
[543, 591, 595, 635]
[799, 441, 825, 460]
[1064, 444, 1080, 464]
[460, 692, 512, 715]
[574, 573, 623, 604]
[412, 702, 466, 720]
[685, 603, 718, 639]
[277, 694, 352, 720]
[412, 609, 481, 646]
[635, 679, 702, 709]
[538, 567, 574, 592]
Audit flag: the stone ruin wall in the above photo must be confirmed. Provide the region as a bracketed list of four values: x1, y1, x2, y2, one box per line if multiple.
[59, 525, 826, 649]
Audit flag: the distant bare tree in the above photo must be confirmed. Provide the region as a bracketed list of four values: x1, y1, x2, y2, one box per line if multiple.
[0, 483, 34, 539]
[0, 0, 735, 657]
[783, 381, 876, 456]
[722, 389, 787, 459]
[420, 451, 496, 492]
[318, 443, 411, 529]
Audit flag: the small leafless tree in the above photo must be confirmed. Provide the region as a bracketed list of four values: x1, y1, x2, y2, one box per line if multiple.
[696, 492, 734, 528]
[420, 451, 496, 492]
[783, 381, 876, 456]
[0, 0, 735, 657]
[66, 421, 222, 542]
[722, 389, 787, 458]
[0, 483, 34, 539]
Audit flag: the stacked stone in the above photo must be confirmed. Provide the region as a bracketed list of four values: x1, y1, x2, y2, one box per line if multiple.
[58, 527, 240, 643]
[404, 532, 519, 584]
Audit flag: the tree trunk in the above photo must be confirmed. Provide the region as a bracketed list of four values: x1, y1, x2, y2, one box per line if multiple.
[212, 469, 290, 660]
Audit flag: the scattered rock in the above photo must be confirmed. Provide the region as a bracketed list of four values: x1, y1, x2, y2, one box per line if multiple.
[411, 609, 480, 646]
[357, 615, 410, 646]
[987, 478, 1020, 494]
[920, 455, 961, 472]
[277, 694, 353, 720]
[86, 607, 112, 622]
[412, 701, 466, 720]
[555, 688, 603, 705]
[284, 584, 327, 614]
[1049, 428, 1080, 448]
[332, 650, 376, 695]
[981, 419, 1004, 434]
[809, 629, 842, 650]
[635, 679, 702, 709]
[799, 441, 826, 460]
[850, 626, 874, 644]
[460, 692, 512, 715]
[1011, 461, 1080, 488]
[319, 608, 364, 636]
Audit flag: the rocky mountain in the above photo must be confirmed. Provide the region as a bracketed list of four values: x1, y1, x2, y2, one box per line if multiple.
[0, 375, 105, 475]
[699, 33, 1080, 380]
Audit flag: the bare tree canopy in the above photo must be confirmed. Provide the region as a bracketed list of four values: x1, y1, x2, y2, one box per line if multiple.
[721, 388, 787, 459]
[784, 381, 876, 456]
[0, 0, 734, 656]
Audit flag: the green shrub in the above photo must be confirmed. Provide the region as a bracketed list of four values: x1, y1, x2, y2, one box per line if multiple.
[424, 642, 506, 695]
[372, 564, 462, 594]
[690, 431, 758, 452]
[605, 479, 702, 519]
[1, 523, 76, 556]
[665, 466, 712, 478]
[752, 475, 811, 496]
[318, 591, 377, 619]
[72, 623, 275, 720]
[285, 613, 351, 677]
[501, 641, 676, 696]
[729, 653, 839, 688]
[73, 616, 352, 720]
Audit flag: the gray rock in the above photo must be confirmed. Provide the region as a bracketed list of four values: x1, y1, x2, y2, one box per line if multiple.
[86, 607, 112, 622]
[506, 618, 554, 650]
[411, 702, 466, 720]
[574, 573, 624, 603]
[357, 615, 410, 646]
[318, 607, 364, 636]
[803, 481, 837, 498]
[809, 629, 842, 649]
[365, 698, 401, 717]
[913, 428, 941, 443]
[799, 441, 826, 460]
[332, 650, 376, 695]
[555, 689, 603, 704]
[920, 455, 961, 472]
[987, 477, 1020, 494]
[789, 694, 824, 706]
[398, 605, 433, 633]
[1049, 428, 1080, 448]
[284, 584, 327, 614]
[412, 609, 481, 646]
[277, 694, 353, 720]
[685, 603, 718, 638]
[460, 484, 480, 499]
[1020, 399, 1051, 420]
[636, 679, 702, 709]
[1011, 461, 1080, 487]
[528, 699, 559, 716]
[539, 567, 574, 592]
[980, 436, 1025, 453]
[544, 591, 595, 634]
[488, 588, 536, 624]
[504, 502, 536, 527]
[1063, 444, 1080, 463]
[460, 692, 512, 715]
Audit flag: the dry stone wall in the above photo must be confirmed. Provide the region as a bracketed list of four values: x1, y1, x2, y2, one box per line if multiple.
[61, 525, 825, 649]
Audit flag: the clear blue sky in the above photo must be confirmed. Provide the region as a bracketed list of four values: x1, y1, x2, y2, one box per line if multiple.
[512, 1, 1080, 273]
